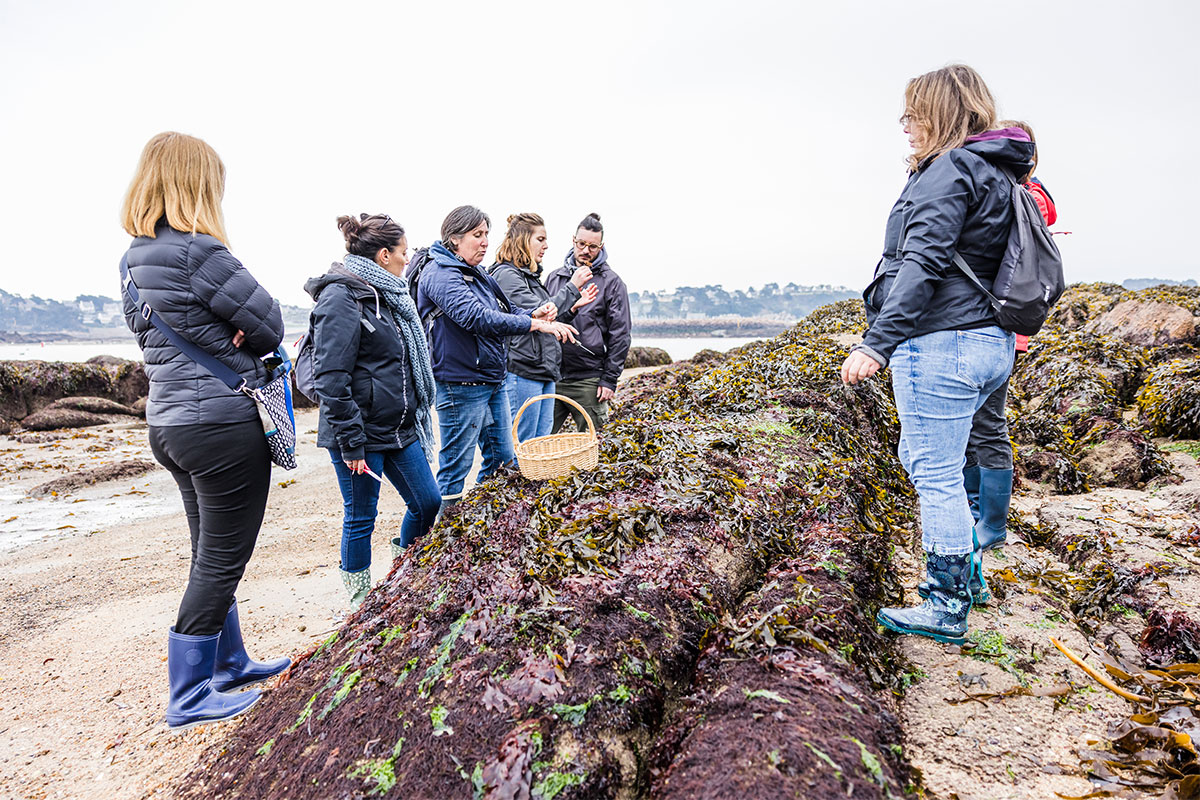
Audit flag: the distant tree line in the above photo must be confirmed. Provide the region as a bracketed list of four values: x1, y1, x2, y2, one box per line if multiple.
[630, 283, 857, 321]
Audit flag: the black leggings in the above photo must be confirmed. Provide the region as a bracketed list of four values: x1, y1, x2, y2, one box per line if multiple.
[149, 421, 272, 636]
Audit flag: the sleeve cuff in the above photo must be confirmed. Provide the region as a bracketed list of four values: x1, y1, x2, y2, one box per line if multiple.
[850, 343, 888, 369]
[340, 445, 365, 462]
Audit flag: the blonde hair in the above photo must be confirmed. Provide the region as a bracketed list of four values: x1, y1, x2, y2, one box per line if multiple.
[121, 132, 229, 243]
[494, 212, 545, 270]
[904, 64, 997, 172]
[999, 119, 1037, 181]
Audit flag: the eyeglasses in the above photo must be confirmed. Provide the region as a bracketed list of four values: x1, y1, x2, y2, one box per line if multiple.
[573, 239, 602, 252]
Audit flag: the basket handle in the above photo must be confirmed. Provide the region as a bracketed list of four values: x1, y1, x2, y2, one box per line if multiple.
[511, 393, 597, 444]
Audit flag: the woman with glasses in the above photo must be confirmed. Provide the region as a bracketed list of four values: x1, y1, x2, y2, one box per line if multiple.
[491, 213, 598, 444]
[840, 65, 1033, 645]
[416, 206, 578, 510]
[545, 213, 632, 432]
[305, 213, 441, 608]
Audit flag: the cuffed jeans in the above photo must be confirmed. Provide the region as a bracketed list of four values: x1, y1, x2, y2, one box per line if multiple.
[149, 420, 271, 637]
[504, 373, 555, 444]
[328, 440, 441, 571]
[891, 327, 1015, 556]
[435, 381, 515, 502]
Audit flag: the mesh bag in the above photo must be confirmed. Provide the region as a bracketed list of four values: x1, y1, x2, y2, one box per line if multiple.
[249, 370, 297, 470]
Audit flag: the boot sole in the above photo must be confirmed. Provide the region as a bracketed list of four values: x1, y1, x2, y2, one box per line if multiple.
[165, 693, 261, 733]
[876, 613, 966, 645]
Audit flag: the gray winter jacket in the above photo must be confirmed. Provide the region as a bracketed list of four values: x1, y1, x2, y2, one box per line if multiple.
[491, 263, 582, 382]
[121, 223, 284, 426]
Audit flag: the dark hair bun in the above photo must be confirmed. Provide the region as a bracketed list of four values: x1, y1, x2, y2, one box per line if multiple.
[336, 214, 361, 245]
[586, 213, 601, 222]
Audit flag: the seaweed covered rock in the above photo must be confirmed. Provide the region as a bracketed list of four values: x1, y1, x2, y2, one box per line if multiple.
[1137, 356, 1200, 439]
[0, 359, 147, 423]
[46, 396, 139, 416]
[176, 324, 916, 800]
[624, 346, 672, 368]
[1043, 282, 1125, 331]
[1088, 299, 1197, 347]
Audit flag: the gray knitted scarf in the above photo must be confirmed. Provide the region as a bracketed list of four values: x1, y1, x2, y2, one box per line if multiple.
[342, 254, 437, 463]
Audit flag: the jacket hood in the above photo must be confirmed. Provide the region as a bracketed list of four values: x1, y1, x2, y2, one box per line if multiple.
[562, 246, 608, 272]
[304, 264, 382, 310]
[431, 240, 475, 269]
[961, 127, 1035, 174]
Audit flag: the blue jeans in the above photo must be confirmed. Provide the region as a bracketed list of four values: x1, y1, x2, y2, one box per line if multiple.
[434, 381, 515, 502]
[328, 441, 441, 571]
[890, 327, 1015, 556]
[504, 373, 555, 444]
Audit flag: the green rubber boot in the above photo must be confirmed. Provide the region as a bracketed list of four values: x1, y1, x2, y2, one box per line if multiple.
[339, 566, 371, 609]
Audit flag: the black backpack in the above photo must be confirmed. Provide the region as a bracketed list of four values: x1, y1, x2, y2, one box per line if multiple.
[292, 318, 319, 403]
[953, 169, 1065, 336]
[406, 247, 439, 320]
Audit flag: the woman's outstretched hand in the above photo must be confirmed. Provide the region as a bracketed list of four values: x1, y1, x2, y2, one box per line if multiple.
[840, 351, 882, 385]
[571, 284, 600, 312]
[532, 318, 578, 343]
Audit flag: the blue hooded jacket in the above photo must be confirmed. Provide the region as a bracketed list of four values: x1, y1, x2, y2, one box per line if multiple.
[416, 240, 533, 383]
[858, 130, 1036, 366]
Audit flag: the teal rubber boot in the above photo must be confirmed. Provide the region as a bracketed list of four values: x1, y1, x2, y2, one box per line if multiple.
[975, 468, 1013, 551]
[878, 551, 974, 645]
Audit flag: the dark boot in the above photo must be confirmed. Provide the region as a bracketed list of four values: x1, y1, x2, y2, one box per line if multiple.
[210, 601, 291, 693]
[917, 529, 990, 604]
[878, 552, 974, 645]
[975, 468, 1013, 551]
[963, 464, 981, 521]
[166, 628, 261, 730]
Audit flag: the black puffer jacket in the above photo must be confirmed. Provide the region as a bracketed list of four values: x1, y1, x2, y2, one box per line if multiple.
[305, 267, 419, 461]
[121, 223, 284, 427]
[491, 263, 582, 382]
[544, 248, 631, 390]
[858, 132, 1035, 366]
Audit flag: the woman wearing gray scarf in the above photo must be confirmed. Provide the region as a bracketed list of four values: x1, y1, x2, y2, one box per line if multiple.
[304, 213, 441, 607]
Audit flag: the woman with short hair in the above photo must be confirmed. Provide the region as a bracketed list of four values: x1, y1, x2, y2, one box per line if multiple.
[491, 212, 598, 443]
[416, 205, 578, 508]
[841, 65, 1034, 645]
[119, 131, 288, 729]
[305, 213, 441, 608]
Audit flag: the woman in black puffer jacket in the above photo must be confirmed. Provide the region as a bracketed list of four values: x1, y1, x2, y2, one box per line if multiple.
[120, 132, 289, 731]
[305, 214, 440, 608]
[491, 213, 598, 443]
[840, 65, 1032, 646]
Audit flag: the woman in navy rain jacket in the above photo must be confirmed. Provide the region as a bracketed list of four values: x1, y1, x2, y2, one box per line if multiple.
[415, 206, 577, 507]
[841, 65, 1034, 646]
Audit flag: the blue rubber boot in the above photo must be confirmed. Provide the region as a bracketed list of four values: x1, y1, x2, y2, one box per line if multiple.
[878, 552, 973, 645]
[210, 601, 291, 693]
[976, 468, 1013, 551]
[963, 464, 981, 521]
[918, 528, 991, 604]
[166, 628, 261, 730]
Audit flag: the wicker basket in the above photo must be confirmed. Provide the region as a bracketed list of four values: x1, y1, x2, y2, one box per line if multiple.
[511, 393, 599, 480]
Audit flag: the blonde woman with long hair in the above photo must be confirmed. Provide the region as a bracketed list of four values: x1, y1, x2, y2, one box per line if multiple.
[491, 213, 597, 443]
[840, 65, 1035, 645]
[119, 132, 288, 729]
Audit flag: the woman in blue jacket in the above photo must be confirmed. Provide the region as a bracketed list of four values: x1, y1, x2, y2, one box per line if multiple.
[840, 65, 1033, 645]
[305, 214, 441, 608]
[120, 132, 289, 730]
[416, 205, 577, 508]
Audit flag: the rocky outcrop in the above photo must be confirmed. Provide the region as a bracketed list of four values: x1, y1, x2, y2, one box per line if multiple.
[623, 346, 672, 368]
[1088, 300, 1196, 346]
[0, 360, 148, 425]
[28, 459, 158, 496]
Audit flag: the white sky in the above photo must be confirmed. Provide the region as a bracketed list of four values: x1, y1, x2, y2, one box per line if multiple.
[1, 0, 1196, 306]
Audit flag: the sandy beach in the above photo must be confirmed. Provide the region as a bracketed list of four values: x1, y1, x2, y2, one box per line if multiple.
[0, 407, 447, 800]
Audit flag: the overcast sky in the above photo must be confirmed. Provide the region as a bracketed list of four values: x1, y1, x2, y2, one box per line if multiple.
[1, 0, 1196, 306]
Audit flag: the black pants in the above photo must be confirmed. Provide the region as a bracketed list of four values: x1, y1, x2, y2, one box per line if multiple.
[965, 376, 1013, 470]
[149, 421, 271, 636]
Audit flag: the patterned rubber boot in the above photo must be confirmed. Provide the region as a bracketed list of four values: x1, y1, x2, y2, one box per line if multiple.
[917, 529, 991, 605]
[390, 537, 406, 560]
[878, 551, 973, 645]
[975, 468, 1013, 551]
[340, 566, 371, 609]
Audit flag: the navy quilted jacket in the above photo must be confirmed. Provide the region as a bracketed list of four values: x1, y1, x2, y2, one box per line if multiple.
[120, 223, 284, 426]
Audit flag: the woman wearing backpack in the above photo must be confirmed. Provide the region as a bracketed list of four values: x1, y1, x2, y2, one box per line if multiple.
[304, 214, 441, 608]
[491, 213, 598, 443]
[840, 65, 1035, 645]
[415, 205, 578, 510]
[120, 132, 289, 730]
